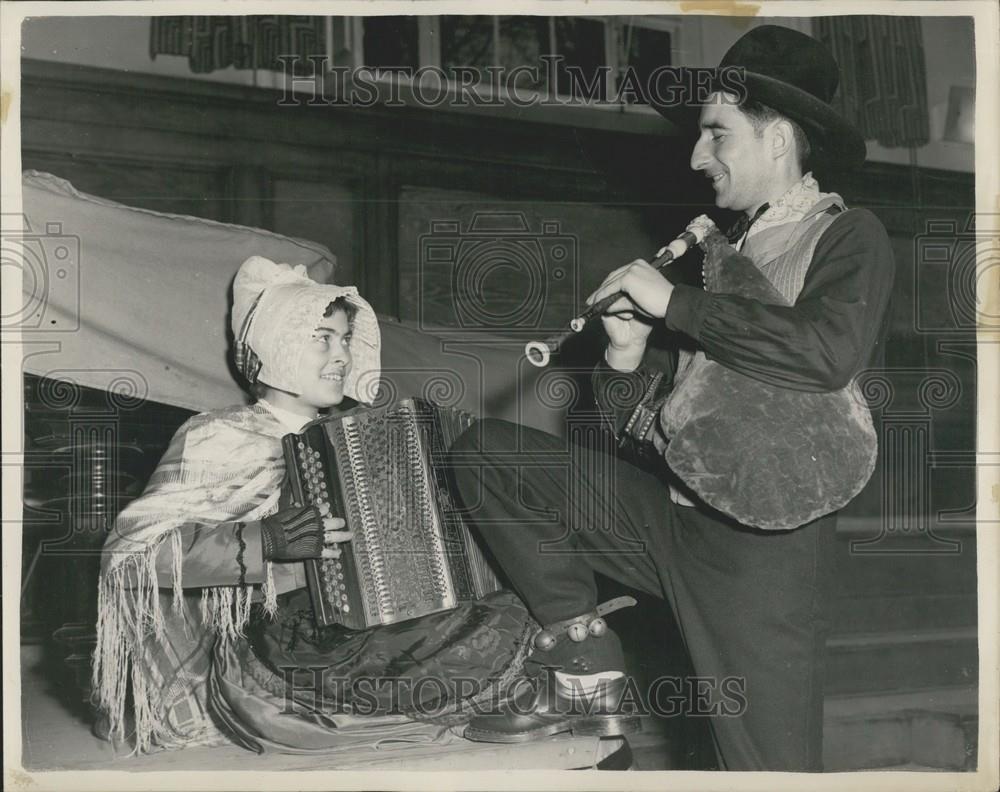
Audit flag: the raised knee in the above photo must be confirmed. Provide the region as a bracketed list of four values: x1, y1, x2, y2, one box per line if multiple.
[450, 417, 517, 454]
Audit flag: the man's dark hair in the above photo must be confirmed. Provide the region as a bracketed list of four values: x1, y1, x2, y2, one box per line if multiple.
[739, 100, 812, 172]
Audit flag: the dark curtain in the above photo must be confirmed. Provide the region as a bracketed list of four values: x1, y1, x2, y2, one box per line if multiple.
[816, 16, 931, 148]
[150, 16, 325, 74]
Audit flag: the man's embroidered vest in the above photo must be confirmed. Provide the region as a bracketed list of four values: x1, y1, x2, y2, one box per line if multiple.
[743, 195, 845, 303]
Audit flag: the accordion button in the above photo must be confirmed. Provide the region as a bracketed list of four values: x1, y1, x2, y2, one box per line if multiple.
[342, 605, 350, 613]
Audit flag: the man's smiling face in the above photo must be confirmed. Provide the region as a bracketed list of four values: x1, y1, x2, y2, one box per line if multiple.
[690, 92, 774, 215]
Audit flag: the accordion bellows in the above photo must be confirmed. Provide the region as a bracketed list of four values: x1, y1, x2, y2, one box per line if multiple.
[282, 398, 502, 629]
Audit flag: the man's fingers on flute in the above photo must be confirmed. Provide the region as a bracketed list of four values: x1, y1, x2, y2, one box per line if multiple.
[604, 295, 637, 317]
[587, 275, 628, 305]
[586, 260, 646, 304]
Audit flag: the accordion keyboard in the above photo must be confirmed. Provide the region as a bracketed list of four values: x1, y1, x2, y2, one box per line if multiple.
[283, 398, 501, 629]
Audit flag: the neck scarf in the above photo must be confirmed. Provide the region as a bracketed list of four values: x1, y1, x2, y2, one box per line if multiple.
[725, 202, 770, 245]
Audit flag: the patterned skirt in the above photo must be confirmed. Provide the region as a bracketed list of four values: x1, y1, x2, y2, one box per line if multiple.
[208, 587, 535, 754]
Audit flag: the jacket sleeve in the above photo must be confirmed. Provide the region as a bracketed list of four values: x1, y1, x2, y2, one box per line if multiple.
[663, 209, 895, 392]
[153, 521, 267, 588]
[105, 407, 286, 591]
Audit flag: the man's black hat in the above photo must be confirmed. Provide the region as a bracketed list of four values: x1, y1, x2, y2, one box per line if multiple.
[651, 24, 867, 170]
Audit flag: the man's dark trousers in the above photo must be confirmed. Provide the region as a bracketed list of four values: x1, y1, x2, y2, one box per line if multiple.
[451, 417, 837, 772]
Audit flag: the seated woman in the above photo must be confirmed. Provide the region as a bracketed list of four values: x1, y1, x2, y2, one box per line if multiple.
[93, 256, 531, 755]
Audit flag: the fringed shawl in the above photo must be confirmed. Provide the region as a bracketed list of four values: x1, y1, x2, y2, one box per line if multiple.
[93, 403, 290, 752]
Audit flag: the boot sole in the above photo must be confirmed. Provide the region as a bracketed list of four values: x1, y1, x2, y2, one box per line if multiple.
[464, 715, 642, 744]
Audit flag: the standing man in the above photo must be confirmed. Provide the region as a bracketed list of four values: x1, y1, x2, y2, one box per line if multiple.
[452, 25, 895, 771]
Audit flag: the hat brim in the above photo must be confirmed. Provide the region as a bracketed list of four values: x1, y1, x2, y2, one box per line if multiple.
[650, 69, 867, 171]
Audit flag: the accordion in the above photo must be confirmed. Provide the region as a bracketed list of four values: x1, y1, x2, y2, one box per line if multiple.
[281, 398, 502, 630]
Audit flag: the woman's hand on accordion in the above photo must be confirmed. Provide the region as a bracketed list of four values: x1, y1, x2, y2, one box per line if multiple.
[260, 505, 353, 562]
[322, 516, 353, 559]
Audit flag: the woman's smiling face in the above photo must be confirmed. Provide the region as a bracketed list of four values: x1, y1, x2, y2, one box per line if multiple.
[292, 308, 353, 411]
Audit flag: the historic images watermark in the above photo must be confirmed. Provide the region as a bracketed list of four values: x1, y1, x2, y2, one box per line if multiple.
[275, 56, 748, 109]
[417, 212, 579, 335]
[1, 213, 81, 333]
[846, 214, 999, 555]
[278, 666, 748, 720]
[913, 213, 1000, 336]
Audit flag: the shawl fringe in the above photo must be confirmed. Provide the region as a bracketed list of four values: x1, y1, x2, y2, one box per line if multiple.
[92, 529, 277, 754]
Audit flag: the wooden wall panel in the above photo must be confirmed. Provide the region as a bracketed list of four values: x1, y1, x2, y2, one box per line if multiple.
[20, 150, 231, 221]
[271, 178, 361, 286]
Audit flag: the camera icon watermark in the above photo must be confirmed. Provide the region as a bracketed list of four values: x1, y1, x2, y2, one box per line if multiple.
[1, 214, 81, 332]
[913, 213, 1000, 335]
[418, 212, 578, 334]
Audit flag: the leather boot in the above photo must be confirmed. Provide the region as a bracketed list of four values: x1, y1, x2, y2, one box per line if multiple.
[463, 597, 642, 743]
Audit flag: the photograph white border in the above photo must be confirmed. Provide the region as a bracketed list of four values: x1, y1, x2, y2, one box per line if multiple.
[2, 2, 997, 790]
